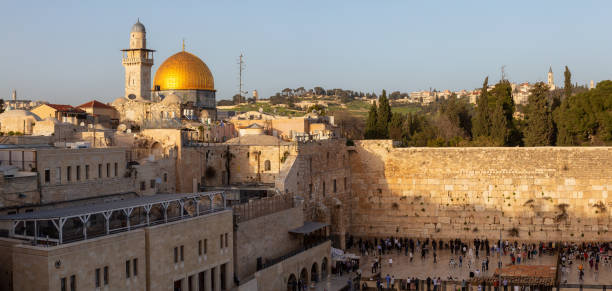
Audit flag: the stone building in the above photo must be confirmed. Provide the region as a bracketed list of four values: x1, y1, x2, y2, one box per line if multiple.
[30, 104, 87, 125]
[0, 192, 233, 291]
[113, 21, 217, 128]
[0, 109, 40, 135]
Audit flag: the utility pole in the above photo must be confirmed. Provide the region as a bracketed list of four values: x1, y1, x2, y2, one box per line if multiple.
[238, 54, 246, 103]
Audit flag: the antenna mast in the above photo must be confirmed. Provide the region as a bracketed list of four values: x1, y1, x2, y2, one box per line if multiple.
[238, 53, 245, 103]
[501, 65, 507, 81]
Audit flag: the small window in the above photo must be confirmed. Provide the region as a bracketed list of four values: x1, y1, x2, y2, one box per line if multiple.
[85, 165, 90, 179]
[70, 275, 76, 291]
[246, 152, 249, 158]
[67, 166, 72, 182]
[76, 165, 81, 181]
[204, 239, 208, 254]
[344, 177, 347, 190]
[98, 164, 102, 179]
[220, 234, 223, 248]
[61, 277, 67, 291]
[106, 163, 110, 177]
[333, 179, 337, 193]
[174, 247, 178, 263]
[114, 163, 118, 177]
[140, 181, 146, 191]
[322, 182, 326, 196]
[264, 160, 271, 171]
[95, 268, 100, 287]
[225, 233, 228, 248]
[125, 260, 130, 278]
[133, 258, 138, 277]
[103, 266, 109, 285]
[180, 245, 184, 261]
[198, 240, 202, 256]
[150, 179, 155, 188]
[163, 173, 168, 182]
[44, 169, 50, 183]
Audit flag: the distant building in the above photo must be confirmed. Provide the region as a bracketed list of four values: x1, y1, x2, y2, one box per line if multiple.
[547, 66, 556, 90]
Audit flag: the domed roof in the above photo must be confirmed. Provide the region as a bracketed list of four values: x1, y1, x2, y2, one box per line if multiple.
[112, 97, 128, 105]
[161, 93, 182, 105]
[0, 109, 41, 121]
[153, 51, 214, 91]
[131, 21, 145, 33]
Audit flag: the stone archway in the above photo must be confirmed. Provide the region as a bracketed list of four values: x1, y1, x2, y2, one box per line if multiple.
[287, 273, 297, 291]
[321, 257, 329, 279]
[311, 262, 319, 283]
[151, 142, 163, 160]
[299, 268, 309, 289]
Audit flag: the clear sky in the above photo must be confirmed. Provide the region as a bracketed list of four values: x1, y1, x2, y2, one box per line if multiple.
[1, 0, 611, 104]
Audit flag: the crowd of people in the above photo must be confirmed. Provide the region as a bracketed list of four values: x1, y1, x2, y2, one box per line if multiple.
[344, 234, 612, 290]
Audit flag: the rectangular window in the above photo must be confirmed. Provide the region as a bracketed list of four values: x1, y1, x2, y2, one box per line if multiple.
[164, 173, 168, 182]
[106, 163, 110, 178]
[133, 258, 138, 277]
[221, 263, 227, 290]
[95, 268, 100, 287]
[70, 275, 75, 291]
[322, 182, 326, 196]
[344, 177, 347, 190]
[125, 260, 130, 278]
[85, 165, 90, 180]
[98, 164, 102, 179]
[103, 266, 108, 285]
[198, 240, 202, 256]
[44, 168, 50, 183]
[174, 247, 178, 263]
[140, 181, 146, 191]
[76, 165, 81, 181]
[204, 239, 207, 254]
[114, 162, 118, 177]
[198, 271, 206, 291]
[211, 267, 216, 291]
[225, 233, 228, 248]
[67, 166, 71, 182]
[61, 277, 66, 291]
[333, 179, 337, 193]
[180, 245, 184, 261]
[150, 179, 155, 188]
[220, 234, 223, 249]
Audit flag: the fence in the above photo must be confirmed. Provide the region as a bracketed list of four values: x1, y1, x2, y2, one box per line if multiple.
[232, 194, 294, 223]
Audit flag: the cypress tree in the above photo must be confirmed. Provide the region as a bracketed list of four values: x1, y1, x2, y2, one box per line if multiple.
[388, 112, 405, 141]
[364, 101, 378, 139]
[564, 66, 572, 98]
[376, 90, 392, 138]
[524, 82, 555, 146]
[472, 77, 491, 138]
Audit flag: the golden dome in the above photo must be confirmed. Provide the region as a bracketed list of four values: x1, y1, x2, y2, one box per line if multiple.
[153, 51, 214, 91]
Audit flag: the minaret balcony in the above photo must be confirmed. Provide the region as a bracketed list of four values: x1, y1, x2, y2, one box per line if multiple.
[122, 57, 154, 65]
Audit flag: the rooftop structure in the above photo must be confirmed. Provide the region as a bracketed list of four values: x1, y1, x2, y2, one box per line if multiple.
[0, 191, 226, 245]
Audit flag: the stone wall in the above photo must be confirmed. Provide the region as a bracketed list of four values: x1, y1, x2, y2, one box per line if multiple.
[234, 206, 303, 281]
[349, 140, 612, 241]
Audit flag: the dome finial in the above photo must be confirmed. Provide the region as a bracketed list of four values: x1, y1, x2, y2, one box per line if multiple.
[182, 38, 185, 51]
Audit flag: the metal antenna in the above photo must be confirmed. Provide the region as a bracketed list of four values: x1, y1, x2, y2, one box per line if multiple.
[238, 53, 246, 103]
[501, 65, 507, 81]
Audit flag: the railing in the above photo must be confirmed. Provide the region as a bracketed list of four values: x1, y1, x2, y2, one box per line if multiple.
[233, 195, 294, 223]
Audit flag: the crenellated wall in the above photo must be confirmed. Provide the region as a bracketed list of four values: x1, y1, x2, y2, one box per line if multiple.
[349, 140, 612, 241]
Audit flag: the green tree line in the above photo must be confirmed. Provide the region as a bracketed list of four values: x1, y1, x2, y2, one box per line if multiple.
[365, 68, 612, 146]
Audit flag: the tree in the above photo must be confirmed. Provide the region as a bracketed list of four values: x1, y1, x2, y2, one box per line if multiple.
[388, 113, 405, 140]
[314, 87, 325, 96]
[0, 99, 4, 114]
[232, 94, 243, 105]
[364, 101, 378, 139]
[564, 66, 572, 98]
[333, 110, 364, 140]
[524, 82, 555, 146]
[376, 90, 391, 138]
[472, 77, 491, 138]
[489, 79, 520, 145]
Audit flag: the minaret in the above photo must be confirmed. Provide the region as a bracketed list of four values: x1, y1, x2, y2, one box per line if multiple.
[590, 80, 594, 90]
[547, 66, 556, 90]
[12, 90, 16, 101]
[121, 20, 155, 100]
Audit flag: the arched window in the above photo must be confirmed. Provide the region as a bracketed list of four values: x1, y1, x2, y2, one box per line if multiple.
[264, 160, 271, 171]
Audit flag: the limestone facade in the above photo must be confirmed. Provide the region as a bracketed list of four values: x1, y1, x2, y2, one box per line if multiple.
[349, 140, 612, 241]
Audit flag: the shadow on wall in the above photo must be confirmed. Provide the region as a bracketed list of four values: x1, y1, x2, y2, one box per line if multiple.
[348, 140, 612, 242]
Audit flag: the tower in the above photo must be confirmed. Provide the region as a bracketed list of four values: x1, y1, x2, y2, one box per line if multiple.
[121, 20, 154, 100]
[547, 66, 556, 90]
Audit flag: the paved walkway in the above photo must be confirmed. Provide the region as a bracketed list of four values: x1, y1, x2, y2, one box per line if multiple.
[313, 273, 352, 291]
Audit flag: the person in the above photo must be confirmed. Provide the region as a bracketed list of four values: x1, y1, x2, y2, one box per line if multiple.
[502, 279, 508, 291]
[433, 252, 437, 263]
[459, 255, 463, 267]
[376, 278, 382, 291]
[389, 257, 393, 267]
[391, 275, 395, 289]
[410, 251, 414, 262]
[386, 274, 391, 288]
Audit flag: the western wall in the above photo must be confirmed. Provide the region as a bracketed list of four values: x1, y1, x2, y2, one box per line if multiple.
[348, 140, 612, 241]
